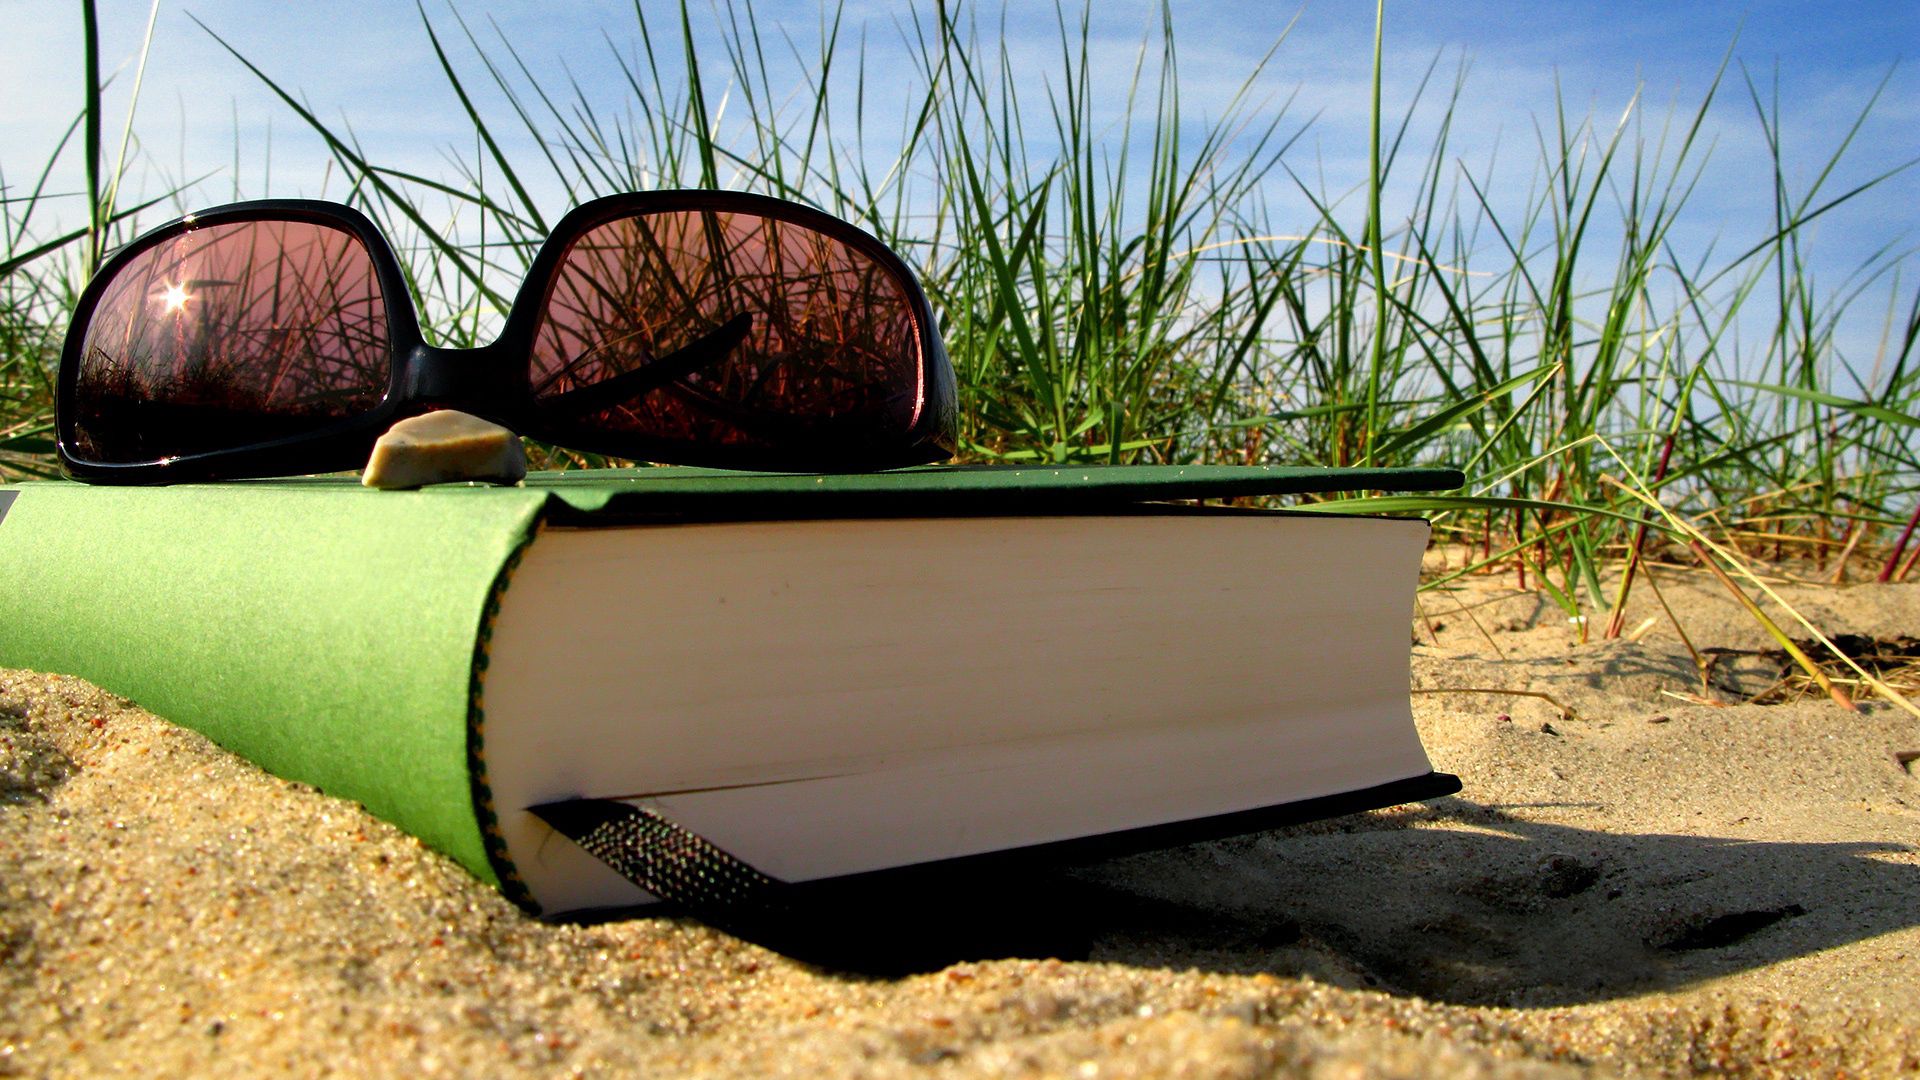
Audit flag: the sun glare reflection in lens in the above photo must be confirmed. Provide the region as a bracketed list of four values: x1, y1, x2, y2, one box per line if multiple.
[158, 283, 191, 314]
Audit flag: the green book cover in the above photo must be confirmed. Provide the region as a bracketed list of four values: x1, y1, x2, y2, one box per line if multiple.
[0, 463, 1460, 898]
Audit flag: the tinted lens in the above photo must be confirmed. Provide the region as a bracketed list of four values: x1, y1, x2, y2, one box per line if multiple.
[530, 209, 926, 459]
[69, 218, 391, 464]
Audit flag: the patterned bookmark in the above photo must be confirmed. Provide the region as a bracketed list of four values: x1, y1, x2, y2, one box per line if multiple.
[531, 796, 1080, 973]
[528, 798, 795, 931]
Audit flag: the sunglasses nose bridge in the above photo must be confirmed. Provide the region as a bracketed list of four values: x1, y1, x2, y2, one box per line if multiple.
[402, 341, 531, 425]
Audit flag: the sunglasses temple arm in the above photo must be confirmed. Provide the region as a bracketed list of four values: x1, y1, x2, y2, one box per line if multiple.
[535, 312, 753, 423]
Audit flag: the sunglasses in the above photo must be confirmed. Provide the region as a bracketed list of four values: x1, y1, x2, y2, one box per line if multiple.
[57, 191, 958, 483]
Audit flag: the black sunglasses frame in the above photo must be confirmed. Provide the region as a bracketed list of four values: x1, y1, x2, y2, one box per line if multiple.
[57, 191, 958, 483]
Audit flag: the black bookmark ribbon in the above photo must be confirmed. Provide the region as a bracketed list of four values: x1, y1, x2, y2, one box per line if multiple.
[528, 798, 795, 935]
[528, 797, 1088, 973]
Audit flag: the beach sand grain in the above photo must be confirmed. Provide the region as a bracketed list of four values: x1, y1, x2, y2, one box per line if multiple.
[3, 572, 1917, 1077]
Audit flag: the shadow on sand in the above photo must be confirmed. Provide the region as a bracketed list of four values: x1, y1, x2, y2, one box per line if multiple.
[1057, 797, 1920, 1005]
[647, 797, 1917, 1004]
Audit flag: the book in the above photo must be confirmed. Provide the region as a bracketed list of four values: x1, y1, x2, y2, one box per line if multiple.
[0, 464, 1462, 923]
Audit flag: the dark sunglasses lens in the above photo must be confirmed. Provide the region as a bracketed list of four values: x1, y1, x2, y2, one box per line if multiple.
[69, 218, 391, 464]
[530, 210, 928, 458]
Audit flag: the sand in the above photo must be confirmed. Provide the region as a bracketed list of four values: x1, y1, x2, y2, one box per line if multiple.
[2, 565, 1917, 1077]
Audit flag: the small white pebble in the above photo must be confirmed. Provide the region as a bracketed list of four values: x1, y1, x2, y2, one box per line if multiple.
[362, 410, 528, 489]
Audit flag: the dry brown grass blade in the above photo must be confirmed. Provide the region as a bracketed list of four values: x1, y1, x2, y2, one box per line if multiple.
[1411, 687, 1576, 720]
[1641, 560, 1712, 696]
[1595, 461, 1920, 722]
[1829, 517, 1868, 584]
[1687, 538, 1857, 712]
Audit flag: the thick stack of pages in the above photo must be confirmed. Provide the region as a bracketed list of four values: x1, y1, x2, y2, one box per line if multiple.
[0, 464, 1460, 916]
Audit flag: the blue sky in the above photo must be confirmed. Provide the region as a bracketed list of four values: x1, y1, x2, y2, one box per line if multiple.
[3, 1, 1915, 368]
